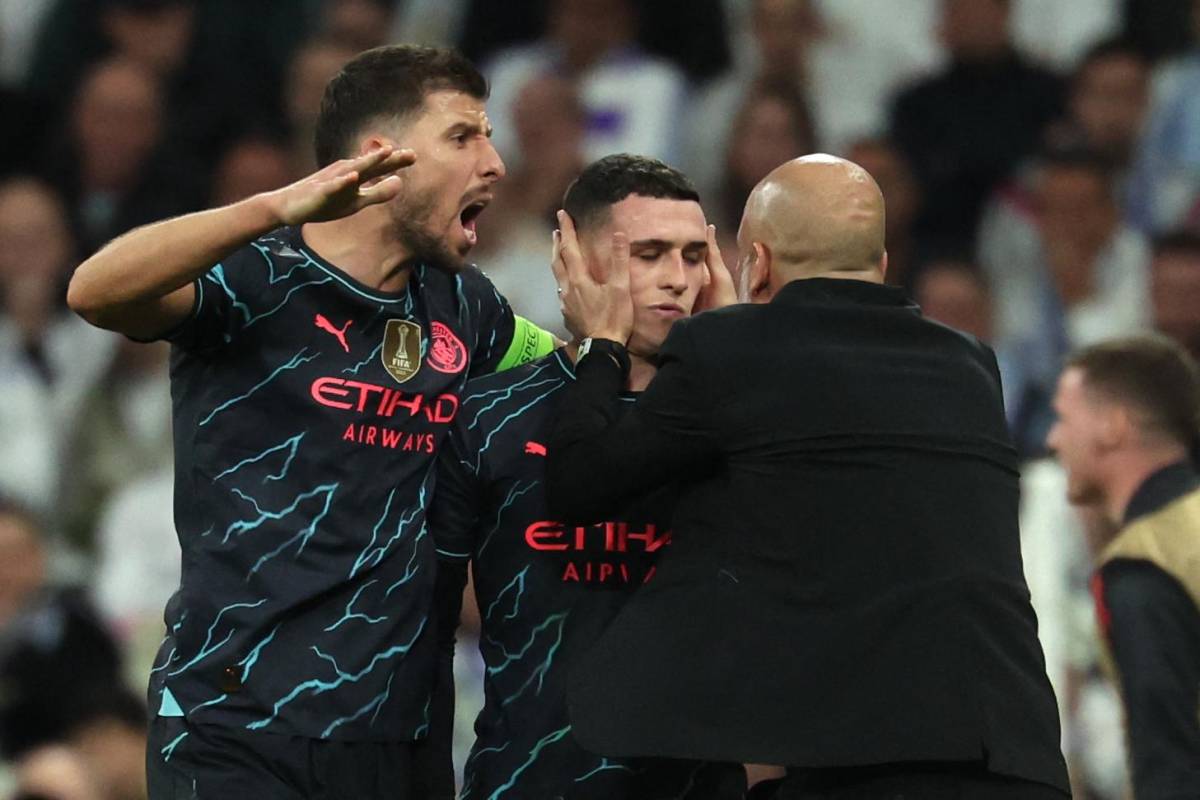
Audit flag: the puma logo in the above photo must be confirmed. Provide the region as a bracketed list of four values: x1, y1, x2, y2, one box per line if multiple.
[314, 314, 353, 352]
[524, 441, 547, 457]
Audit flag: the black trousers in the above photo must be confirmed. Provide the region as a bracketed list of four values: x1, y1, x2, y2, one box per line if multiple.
[146, 716, 450, 800]
[746, 761, 1070, 800]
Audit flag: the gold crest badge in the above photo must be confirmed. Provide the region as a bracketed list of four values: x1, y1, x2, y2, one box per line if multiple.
[382, 319, 422, 383]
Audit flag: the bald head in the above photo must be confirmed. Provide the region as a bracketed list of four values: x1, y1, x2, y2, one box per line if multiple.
[736, 155, 886, 299]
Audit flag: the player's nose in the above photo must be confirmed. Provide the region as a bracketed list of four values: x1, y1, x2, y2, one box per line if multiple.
[480, 139, 506, 182]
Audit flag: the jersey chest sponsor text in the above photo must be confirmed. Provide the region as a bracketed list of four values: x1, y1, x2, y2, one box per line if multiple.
[523, 520, 672, 584]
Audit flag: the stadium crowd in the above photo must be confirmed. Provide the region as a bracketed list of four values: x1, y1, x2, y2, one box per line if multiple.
[1, 0, 1199, 797]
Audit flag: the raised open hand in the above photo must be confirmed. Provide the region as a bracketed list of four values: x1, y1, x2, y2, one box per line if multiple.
[267, 146, 417, 225]
[551, 209, 634, 344]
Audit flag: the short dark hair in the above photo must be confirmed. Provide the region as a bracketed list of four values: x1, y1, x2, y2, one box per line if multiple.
[562, 154, 700, 232]
[1068, 335, 1200, 451]
[314, 44, 488, 167]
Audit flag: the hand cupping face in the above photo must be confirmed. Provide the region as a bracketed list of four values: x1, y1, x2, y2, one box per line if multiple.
[551, 209, 635, 345]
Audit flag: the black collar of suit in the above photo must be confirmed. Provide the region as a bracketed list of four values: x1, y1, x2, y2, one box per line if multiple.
[772, 277, 916, 310]
[1124, 460, 1200, 526]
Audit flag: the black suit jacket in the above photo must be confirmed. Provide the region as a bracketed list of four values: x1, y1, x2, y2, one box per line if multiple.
[546, 279, 1069, 793]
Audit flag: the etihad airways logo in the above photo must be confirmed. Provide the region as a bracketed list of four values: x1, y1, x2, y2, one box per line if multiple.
[310, 377, 459, 422]
[311, 376, 459, 452]
[525, 521, 671, 584]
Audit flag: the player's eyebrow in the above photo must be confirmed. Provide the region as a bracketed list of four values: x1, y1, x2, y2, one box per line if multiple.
[630, 238, 708, 250]
[445, 119, 494, 138]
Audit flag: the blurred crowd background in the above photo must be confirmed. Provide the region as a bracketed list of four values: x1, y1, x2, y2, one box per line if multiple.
[1, 0, 1199, 797]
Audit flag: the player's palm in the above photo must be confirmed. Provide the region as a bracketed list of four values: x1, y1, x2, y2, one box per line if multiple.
[270, 146, 416, 225]
[694, 224, 737, 312]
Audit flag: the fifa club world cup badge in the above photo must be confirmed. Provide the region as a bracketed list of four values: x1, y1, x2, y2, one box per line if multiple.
[428, 321, 467, 374]
[382, 319, 422, 383]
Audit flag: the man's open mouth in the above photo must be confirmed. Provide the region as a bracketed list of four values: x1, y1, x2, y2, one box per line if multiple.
[459, 199, 490, 245]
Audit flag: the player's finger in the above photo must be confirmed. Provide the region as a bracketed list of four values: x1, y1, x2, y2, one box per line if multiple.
[555, 210, 588, 285]
[706, 224, 729, 275]
[356, 174, 403, 207]
[607, 231, 630, 287]
[350, 145, 396, 175]
[550, 229, 569, 291]
[360, 149, 416, 183]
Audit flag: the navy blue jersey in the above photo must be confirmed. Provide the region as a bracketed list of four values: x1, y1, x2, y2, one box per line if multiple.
[149, 226, 517, 741]
[433, 350, 742, 798]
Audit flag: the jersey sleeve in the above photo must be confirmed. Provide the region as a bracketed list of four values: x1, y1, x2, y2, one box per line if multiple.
[430, 405, 487, 563]
[1098, 559, 1200, 798]
[163, 259, 253, 353]
[459, 266, 556, 377]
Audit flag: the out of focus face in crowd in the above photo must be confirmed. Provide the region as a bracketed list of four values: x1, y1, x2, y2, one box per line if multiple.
[72, 59, 163, 191]
[0, 179, 72, 290]
[752, 0, 819, 78]
[1071, 50, 1149, 162]
[324, 0, 394, 52]
[1047, 367, 1109, 506]
[0, 509, 46, 628]
[211, 138, 294, 206]
[380, 91, 506, 269]
[100, 0, 195, 78]
[914, 262, 993, 341]
[728, 91, 812, 198]
[938, 0, 1011, 61]
[512, 76, 585, 172]
[549, 0, 635, 72]
[287, 41, 357, 136]
[1035, 160, 1117, 302]
[1151, 246, 1200, 358]
[582, 195, 707, 358]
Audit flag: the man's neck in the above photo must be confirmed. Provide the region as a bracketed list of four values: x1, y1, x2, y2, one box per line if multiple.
[1104, 447, 1192, 526]
[302, 211, 414, 293]
[565, 340, 653, 391]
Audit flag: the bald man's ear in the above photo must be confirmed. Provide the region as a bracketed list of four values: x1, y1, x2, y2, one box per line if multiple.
[749, 241, 772, 302]
[880, 250, 889, 282]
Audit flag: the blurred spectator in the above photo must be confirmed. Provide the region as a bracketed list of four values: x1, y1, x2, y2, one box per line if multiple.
[913, 260, 993, 341]
[484, 0, 687, 170]
[27, 0, 317, 168]
[284, 38, 357, 177]
[61, 339, 171, 551]
[1049, 38, 1151, 173]
[41, 57, 205, 256]
[845, 138, 924, 289]
[714, 81, 816, 257]
[454, 0, 730, 83]
[0, 500, 130, 763]
[889, 0, 1064, 254]
[210, 136, 295, 207]
[92, 465, 177, 692]
[683, 0, 822, 200]
[1149, 230, 1200, 359]
[472, 75, 585, 336]
[0, 177, 116, 517]
[12, 745, 103, 800]
[991, 149, 1150, 458]
[321, 0, 396, 52]
[1126, 0, 1200, 233]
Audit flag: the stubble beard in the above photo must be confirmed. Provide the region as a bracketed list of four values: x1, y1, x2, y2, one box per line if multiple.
[390, 185, 465, 271]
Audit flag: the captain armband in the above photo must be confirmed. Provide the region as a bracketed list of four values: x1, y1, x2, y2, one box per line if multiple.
[496, 315, 557, 372]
